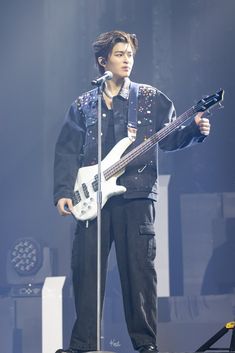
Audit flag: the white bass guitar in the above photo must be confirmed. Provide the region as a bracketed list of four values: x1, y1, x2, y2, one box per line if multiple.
[72, 90, 224, 221]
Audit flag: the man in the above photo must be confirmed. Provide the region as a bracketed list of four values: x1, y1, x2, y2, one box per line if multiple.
[54, 31, 210, 353]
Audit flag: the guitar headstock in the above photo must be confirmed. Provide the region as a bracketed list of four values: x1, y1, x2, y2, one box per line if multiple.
[196, 89, 224, 112]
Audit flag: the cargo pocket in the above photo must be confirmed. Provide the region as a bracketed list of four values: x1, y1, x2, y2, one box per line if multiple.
[71, 222, 85, 270]
[139, 222, 156, 266]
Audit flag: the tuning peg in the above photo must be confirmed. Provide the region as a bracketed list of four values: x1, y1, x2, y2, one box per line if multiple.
[219, 102, 224, 109]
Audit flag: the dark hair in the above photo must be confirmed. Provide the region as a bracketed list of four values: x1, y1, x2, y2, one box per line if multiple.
[92, 30, 138, 74]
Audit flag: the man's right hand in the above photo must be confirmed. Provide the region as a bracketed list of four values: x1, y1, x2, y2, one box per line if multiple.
[57, 198, 73, 216]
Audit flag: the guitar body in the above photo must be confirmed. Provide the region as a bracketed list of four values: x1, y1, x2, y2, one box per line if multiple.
[72, 136, 133, 221]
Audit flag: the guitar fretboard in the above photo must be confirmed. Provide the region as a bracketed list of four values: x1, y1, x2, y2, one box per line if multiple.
[104, 105, 197, 180]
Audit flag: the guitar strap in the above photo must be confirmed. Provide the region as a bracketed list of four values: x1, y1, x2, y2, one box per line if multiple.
[127, 82, 139, 141]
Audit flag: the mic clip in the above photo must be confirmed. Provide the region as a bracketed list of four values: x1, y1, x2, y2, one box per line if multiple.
[91, 71, 113, 86]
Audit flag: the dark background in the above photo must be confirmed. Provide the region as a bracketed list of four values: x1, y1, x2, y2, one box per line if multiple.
[0, 1, 234, 352]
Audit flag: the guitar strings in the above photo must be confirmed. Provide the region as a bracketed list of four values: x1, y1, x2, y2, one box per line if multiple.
[104, 106, 197, 179]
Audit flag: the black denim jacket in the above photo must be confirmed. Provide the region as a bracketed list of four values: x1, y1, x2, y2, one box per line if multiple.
[54, 79, 205, 205]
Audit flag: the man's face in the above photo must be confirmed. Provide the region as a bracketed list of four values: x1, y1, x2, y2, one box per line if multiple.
[104, 42, 134, 79]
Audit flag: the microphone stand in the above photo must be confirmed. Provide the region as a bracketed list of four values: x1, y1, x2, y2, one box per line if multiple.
[90, 78, 115, 353]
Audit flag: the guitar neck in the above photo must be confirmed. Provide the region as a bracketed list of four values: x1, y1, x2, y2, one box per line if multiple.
[104, 105, 197, 180]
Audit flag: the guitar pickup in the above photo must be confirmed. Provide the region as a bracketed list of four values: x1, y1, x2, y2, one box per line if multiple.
[82, 183, 90, 198]
[92, 175, 98, 192]
[72, 190, 81, 205]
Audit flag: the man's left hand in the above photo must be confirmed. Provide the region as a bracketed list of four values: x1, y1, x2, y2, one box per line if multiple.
[194, 112, 211, 136]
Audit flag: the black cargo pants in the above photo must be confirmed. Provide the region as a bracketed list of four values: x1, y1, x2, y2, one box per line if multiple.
[70, 196, 157, 351]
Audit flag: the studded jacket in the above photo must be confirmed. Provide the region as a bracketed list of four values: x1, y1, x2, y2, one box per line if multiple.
[54, 79, 206, 205]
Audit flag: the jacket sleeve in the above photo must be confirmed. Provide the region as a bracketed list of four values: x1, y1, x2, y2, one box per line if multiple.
[157, 91, 206, 151]
[53, 101, 85, 205]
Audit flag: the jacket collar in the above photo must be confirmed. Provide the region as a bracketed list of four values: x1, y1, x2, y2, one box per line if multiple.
[118, 77, 131, 100]
[80, 77, 132, 108]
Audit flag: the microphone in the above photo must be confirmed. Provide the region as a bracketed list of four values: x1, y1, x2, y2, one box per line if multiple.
[91, 71, 113, 86]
